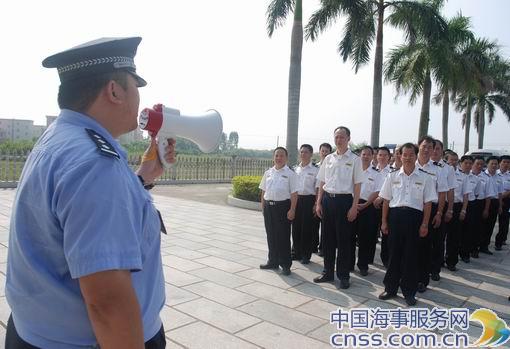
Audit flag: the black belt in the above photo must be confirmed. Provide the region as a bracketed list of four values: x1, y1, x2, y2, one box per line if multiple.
[325, 192, 351, 198]
[266, 199, 290, 206]
[391, 206, 421, 213]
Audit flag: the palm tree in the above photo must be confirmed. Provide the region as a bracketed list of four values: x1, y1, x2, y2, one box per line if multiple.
[431, 14, 474, 147]
[267, 0, 303, 165]
[454, 39, 510, 150]
[305, 0, 445, 146]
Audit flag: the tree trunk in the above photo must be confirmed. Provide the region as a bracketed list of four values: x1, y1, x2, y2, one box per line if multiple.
[286, 0, 303, 166]
[442, 89, 449, 148]
[418, 71, 432, 140]
[463, 97, 472, 154]
[477, 103, 485, 149]
[370, 0, 384, 147]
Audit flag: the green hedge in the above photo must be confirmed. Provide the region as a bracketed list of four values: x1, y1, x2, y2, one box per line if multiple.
[232, 176, 262, 202]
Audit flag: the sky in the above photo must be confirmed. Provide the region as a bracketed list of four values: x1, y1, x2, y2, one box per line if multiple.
[1, 0, 509, 152]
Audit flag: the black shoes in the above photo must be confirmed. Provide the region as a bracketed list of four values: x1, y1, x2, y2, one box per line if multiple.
[314, 273, 334, 283]
[461, 256, 470, 263]
[339, 279, 350, 289]
[291, 255, 302, 261]
[471, 251, 479, 258]
[281, 267, 291, 276]
[317, 250, 324, 257]
[417, 282, 427, 293]
[495, 246, 502, 251]
[479, 248, 493, 255]
[301, 258, 310, 265]
[378, 291, 397, 300]
[430, 273, 440, 281]
[405, 296, 417, 306]
[359, 269, 368, 277]
[447, 265, 457, 272]
[259, 263, 279, 270]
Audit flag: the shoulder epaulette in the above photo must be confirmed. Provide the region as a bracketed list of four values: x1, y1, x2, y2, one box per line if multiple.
[312, 162, 319, 168]
[433, 161, 444, 167]
[372, 166, 379, 172]
[419, 168, 433, 175]
[86, 128, 120, 159]
[390, 166, 395, 170]
[390, 168, 399, 173]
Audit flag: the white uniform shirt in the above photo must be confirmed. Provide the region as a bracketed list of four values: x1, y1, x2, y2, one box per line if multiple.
[416, 159, 449, 203]
[465, 173, 479, 202]
[440, 159, 457, 191]
[317, 149, 364, 195]
[259, 165, 299, 201]
[360, 166, 383, 201]
[484, 170, 501, 199]
[452, 169, 472, 203]
[498, 170, 510, 192]
[376, 165, 393, 191]
[379, 167, 437, 211]
[294, 162, 319, 195]
[474, 171, 490, 200]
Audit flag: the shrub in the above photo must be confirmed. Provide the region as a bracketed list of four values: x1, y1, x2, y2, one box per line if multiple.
[232, 176, 262, 202]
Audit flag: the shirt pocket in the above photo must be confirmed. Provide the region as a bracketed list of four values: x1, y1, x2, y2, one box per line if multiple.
[340, 163, 354, 180]
[141, 198, 161, 263]
[411, 183, 425, 201]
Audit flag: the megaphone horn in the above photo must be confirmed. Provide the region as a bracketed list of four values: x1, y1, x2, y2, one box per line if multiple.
[139, 104, 223, 168]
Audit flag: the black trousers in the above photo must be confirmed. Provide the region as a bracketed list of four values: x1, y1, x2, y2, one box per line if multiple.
[383, 207, 422, 298]
[263, 200, 292, 268]
[351, 200, 377, 271]
[322, 193, 354, 279]
[371, 207, 382, 265]
[472, 199, 486, 252]
[418, 203, 440, 286]
[496, 198, 510, 247]
[5, 315, 166, 349]
[445, 202, 463, 267]
[460, 200, 480, 258]
[481, 198, 500, 250]
[292, 195, 316, 260]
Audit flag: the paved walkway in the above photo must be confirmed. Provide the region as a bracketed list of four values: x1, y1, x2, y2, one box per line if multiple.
[1, 187, 510, 348]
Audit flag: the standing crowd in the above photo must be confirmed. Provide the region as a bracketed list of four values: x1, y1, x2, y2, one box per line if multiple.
[259, 126, 510, 306]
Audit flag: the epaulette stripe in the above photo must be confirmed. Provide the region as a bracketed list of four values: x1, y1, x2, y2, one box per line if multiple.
[86, 128, 120, 159]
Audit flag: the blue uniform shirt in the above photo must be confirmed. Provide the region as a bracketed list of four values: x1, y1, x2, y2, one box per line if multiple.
[6, 109, 165, 348]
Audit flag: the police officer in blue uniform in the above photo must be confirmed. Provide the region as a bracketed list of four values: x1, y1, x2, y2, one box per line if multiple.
[5, 37, 174, 349]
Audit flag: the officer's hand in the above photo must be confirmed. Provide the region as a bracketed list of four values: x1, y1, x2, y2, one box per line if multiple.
[287, 209, 295, 221]
[459, 211, 466, 221]
[444, 210, 453, 223]
[432, 214, 441, 228]
[357, 203, 367, 212]
[381, 222, 389, 235]
[373, 198, 382, 209]
[137, 137, 176, 184]
[347, 206, 358, 222]
[499, 206, 503, 215]
[482, 210, 489, 219]
[419, 224, 428, 237]
[316, 203, 323, 219]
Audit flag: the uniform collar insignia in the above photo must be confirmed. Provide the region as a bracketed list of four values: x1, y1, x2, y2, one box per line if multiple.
[86, 128, 120, 159]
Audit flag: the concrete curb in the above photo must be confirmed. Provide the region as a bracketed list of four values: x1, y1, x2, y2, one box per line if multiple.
[227, 195, 261, 211]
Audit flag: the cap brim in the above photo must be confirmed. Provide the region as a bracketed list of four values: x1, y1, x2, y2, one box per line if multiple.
[129, 72, 147, 87]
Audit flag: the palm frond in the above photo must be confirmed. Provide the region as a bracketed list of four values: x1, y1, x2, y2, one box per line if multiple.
[305, 0, 344, 41]
[266, 0, 295, 37]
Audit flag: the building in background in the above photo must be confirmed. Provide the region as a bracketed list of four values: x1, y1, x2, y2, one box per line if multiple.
[0, 115, 143, 144]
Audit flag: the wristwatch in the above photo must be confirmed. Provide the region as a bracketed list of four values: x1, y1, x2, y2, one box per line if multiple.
[137, 175, 155, 190]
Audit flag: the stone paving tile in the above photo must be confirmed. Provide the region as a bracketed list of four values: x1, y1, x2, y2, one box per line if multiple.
[174, 298, 261, 333]
[236, 282, 312, 308]
[163, 266, 203, 287]
[162, 255, 206, 272]
[164, 284, 200, 307]
[0, 296, 9, 326]
[238, 300, 327, 334]
[162, 246, 209, 260]
[289, 282, 366, 308]
[195, 247, 263, 268]
[167, 322, 260, 349]
[201, 239, 250, 252]
[164, 339, 186, 349]
[237, 269, 303, 289]
[159, 305, 196, 331]
[184, 281, 257, 308]
[193, 255, 251, 273]
[237, 321, 331, 349]
[189, 267, 253, 288]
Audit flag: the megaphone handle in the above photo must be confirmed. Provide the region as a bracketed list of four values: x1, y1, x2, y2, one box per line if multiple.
[157, 137, 173, 169]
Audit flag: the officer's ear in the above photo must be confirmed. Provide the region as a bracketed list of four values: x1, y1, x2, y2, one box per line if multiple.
[105, 80, 123, 105]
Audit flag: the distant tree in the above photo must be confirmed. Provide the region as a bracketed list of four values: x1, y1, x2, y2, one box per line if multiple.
[228, 131, 239, 150]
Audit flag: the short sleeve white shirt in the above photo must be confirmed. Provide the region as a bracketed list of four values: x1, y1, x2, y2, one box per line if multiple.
[259, 165, 299, 201]
[294, 162, 319, 195]
[317, 149, 364, 195]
